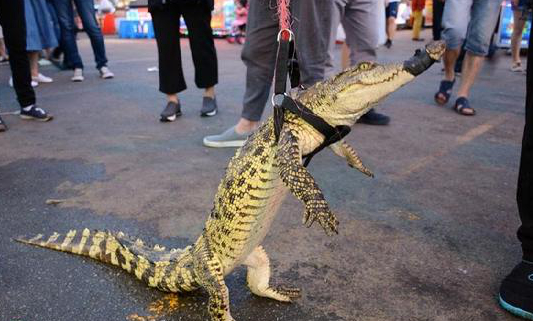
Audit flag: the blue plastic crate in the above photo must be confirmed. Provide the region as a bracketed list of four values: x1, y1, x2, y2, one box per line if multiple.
[119, 20, 154, 39]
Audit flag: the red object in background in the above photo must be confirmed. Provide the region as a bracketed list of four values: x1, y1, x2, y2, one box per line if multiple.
[412, 0, 426, 11]
[102, 13, 116, 35]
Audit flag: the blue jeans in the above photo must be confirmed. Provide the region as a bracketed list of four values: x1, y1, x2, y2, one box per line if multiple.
[441, 0, 501, 56]
[52, 0, 108, 69]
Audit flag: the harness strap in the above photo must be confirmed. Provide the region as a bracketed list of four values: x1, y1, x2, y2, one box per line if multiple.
[280, 96, 351, 167]
[272, 30, 349, 167]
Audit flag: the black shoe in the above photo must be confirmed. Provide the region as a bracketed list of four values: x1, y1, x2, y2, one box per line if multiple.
[200, 96, 218, 117]
[385, 39, 392, 49]
[0, 115, 7, 132]
[357, 109, 390, 126]
[160, 101, 181, 122]
[20, 105, 53, 122]
[499, 261, 533, 320]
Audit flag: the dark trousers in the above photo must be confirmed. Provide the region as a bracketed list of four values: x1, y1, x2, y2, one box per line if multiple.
[0, 0, 36, 108]
[517, 31, 533, 262]
[432, 0, 444, 40]
[151, 4, 218, 95]
[52, 0, 108, 69]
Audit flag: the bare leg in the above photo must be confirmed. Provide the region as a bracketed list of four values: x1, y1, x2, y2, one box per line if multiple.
[167, 94, 179, 104]
[386, 17, 396, 41]
[443, 48, 460, 81]
[28, 52, 39, 78]
[511, 10, 526, 68]
[204, 86, 215, 98]
[457, 52, 485, 99]
[0, 38, 7, 59]
[235, 118, 259, 134]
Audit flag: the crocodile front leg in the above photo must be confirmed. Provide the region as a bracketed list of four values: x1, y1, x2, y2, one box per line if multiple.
[330, 140, 374, 177]
[275, 128, 339, 235]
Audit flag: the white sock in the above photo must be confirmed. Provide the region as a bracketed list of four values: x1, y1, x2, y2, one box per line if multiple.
[22, 105, 34, 112]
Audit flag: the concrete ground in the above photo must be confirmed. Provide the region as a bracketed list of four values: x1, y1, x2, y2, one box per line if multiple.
[0, 29, 528, 321]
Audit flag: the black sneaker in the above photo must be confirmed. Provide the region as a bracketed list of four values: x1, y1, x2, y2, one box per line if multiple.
[20, 105, 53, 122]
[385, 39, 392, 49]
[0, 115, 7, 132]
[160, 101, 181, 122]
[357, 109, 390, 126]
[499, 261, 533, 320]
[200, 96, 218, 117]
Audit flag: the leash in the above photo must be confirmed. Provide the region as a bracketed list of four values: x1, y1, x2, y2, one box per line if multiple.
[271, 2, 350, 166]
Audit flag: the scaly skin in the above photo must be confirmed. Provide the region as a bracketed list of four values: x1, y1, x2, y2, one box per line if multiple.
[16, 42, 445, 321]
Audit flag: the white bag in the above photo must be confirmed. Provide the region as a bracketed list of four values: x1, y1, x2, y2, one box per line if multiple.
[99, 0, 115, 14]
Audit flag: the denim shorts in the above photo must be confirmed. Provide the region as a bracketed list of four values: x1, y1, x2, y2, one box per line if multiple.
[441, 0, 501, 56]
[386, 1, 399, 18]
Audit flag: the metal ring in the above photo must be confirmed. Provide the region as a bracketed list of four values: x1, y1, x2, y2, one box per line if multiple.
[277, 29, 294, 42]
[271, 93, 287, 107]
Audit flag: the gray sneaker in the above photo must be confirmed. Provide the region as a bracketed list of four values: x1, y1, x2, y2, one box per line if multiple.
[203, 126, 251, 148]
[200, 96, 218, 117]
[160, 101, 182, 122]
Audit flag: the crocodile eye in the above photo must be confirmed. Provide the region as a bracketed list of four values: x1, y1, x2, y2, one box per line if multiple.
[358, 62, 372, 70]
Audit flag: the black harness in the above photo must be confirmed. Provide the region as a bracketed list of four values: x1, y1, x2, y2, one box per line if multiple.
[272, 30, 351, 167]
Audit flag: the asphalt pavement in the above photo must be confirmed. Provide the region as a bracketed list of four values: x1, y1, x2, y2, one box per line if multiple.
[0, 29, 528, 321]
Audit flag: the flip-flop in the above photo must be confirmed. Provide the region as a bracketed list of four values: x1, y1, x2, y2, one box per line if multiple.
[434, 79, 455, 105]
[454, 97, 476, 116]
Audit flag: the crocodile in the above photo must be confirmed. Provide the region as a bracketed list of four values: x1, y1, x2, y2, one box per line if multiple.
[16, 41, 445, 321]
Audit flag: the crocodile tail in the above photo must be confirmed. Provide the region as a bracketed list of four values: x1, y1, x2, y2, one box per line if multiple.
[15, 229, 156, 283]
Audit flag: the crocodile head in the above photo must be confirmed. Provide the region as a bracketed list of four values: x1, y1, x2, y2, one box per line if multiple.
[296, 41, 446, 127]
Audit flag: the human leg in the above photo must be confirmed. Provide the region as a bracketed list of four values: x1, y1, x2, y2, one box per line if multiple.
[53, 0, 84, 69]
[435, 0, 470, 105]
[453, 0, 501, 114]
[412, 10, 424, 40]
[74, 0, 108, 69]
[0, 0, 36, 108]
[151, 6, 184, 121]
[341, 0, 378, 65]
[511, 9, 526, 71]
[499, 23, 533, 321]
[432, 0, 444, 40]
[181, 2, 218, 103]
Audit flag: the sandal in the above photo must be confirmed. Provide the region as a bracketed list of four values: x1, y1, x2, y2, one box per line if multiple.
[434, 79, 455, 105]
[454, 97, 476, 116]
[511, 61, 524, 72]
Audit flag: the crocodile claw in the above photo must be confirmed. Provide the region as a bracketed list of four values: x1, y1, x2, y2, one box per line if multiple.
[303, 208, 339, 235]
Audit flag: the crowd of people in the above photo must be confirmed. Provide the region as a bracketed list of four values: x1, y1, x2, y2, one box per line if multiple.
[0, 0, 532, 319]
[0, 0, 113, 131]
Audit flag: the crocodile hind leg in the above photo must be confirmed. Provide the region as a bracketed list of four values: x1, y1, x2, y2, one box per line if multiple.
[192, 244, 234, 321]
[276, 128, 339, 235]
[243, 246, 301, 302]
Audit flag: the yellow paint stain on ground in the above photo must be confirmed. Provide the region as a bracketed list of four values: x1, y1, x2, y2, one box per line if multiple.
[393, 113, 511, 180]
[127, 294, 181, 321]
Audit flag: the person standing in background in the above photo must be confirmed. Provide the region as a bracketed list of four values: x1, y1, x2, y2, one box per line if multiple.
[384, 0, 399, 48]
[203, 0, 333, 147]
[498, 4, 533, 318]
[21, 0, 58, 85]
[510, 0, 530, 72]
[328, 0, 390, 125]
[0, 0, 54, 132]
[433, 0, 501, 116]
[432, 0, 445, 40]
[148, 0, 219, 121]
[52, 0, 114, 82]
[411, 0, 425, 41]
